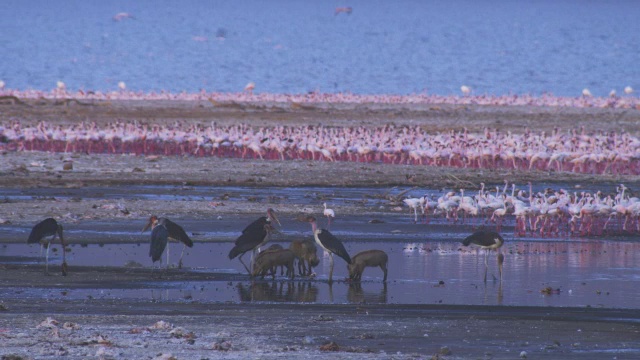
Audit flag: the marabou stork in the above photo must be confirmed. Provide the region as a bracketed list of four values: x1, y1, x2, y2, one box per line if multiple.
[27, 218, 68, 276]
[462, 230, 505, 282]
[142, 216, 193, 268]
[306, 215, 351, 283]
[228, 208, 281, 274]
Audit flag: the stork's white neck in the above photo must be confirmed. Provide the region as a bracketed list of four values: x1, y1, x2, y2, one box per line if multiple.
[312, 230, 327, 252]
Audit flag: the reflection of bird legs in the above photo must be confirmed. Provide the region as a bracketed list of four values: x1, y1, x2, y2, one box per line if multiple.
[328, 253, 335, 283]
[484, 250, 505, 283]
[328, 281, 334, 303]
[166, 243, 171, 268]
[44, 238, 53, 275]
[483, 249, 489, 283]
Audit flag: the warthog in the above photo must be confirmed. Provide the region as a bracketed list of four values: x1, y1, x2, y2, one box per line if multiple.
[260, 244, 285, 275]
[252, 248, 295, 279]
[289, 239, 320, 276]
[348, 250, 388, 282]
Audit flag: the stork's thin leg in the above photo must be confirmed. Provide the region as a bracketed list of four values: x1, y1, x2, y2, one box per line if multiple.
[45, 241, 51, 275]
[238, 253, 250, 274]
[166, 243, 171, 268]
[498, 252, 504, 282]
[59, 234, 68, 276]
[328, 253, 335, 283]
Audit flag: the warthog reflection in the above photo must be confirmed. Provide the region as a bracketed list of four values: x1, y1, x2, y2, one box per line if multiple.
[347, 282, 388, 304]
[237, 281, 318, 302]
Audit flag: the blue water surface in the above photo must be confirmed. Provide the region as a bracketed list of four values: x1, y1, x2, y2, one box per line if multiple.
[1, 0, 639, 96]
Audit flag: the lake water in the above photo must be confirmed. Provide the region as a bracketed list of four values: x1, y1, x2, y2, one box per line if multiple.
[3, 240, 640, 308]
[1, 0, 638, 96]
[1, 184, 639, 308]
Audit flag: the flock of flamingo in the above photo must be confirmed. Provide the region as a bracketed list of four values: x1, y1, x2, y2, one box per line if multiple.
[403, 182, 640, 238]
[2, 114, 640, 175]
[2, 87, 640, 237]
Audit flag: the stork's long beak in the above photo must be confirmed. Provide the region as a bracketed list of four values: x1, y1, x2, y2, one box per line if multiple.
[265, 223, 279, 235]
[270, 211, 281, 227]
[142, 220, 152, 233]
[273, 226, 281, 235]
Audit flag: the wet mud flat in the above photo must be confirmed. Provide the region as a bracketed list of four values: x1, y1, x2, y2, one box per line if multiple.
[2, 292, 640, 359]
[0, 265, 640, 359]
[2, 101, 640, 358]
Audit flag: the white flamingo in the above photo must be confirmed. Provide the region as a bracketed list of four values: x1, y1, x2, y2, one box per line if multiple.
[323, 202, 335, 229]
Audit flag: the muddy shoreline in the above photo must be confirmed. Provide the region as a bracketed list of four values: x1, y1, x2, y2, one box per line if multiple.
[2, 300, 639, 359]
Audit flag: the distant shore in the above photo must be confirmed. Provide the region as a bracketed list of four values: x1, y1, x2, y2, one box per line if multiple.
[2, 88, 639, 110]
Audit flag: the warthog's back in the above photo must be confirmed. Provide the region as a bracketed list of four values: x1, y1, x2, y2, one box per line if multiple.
[353, 249, 388, 266]
[254, 249, 295, 269]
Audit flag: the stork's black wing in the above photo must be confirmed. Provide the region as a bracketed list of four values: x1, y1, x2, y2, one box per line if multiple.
[463, 230, 503, 247]
[241, 216, 268, 235]
[150, 225, 168, 263]
[229, 225, 268, 259]
[317, 229, 351, 264]
[28, 218, 58, 243]
[164, 219, 193, 247]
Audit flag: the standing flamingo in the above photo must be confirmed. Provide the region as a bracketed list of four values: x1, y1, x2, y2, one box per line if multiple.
[244, 82, 255, 94]
[323, 202, 335, 229]
[403, 196, 424, 223]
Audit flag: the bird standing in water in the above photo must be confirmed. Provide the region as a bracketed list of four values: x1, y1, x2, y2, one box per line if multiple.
[142, 216, 194, 268]
[462, 230, 505, 282]
[323, 202, 335, 229]
[27, 218, 68, 276]
[228, 208, 281, 274]
[306, 215, 351, 283]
